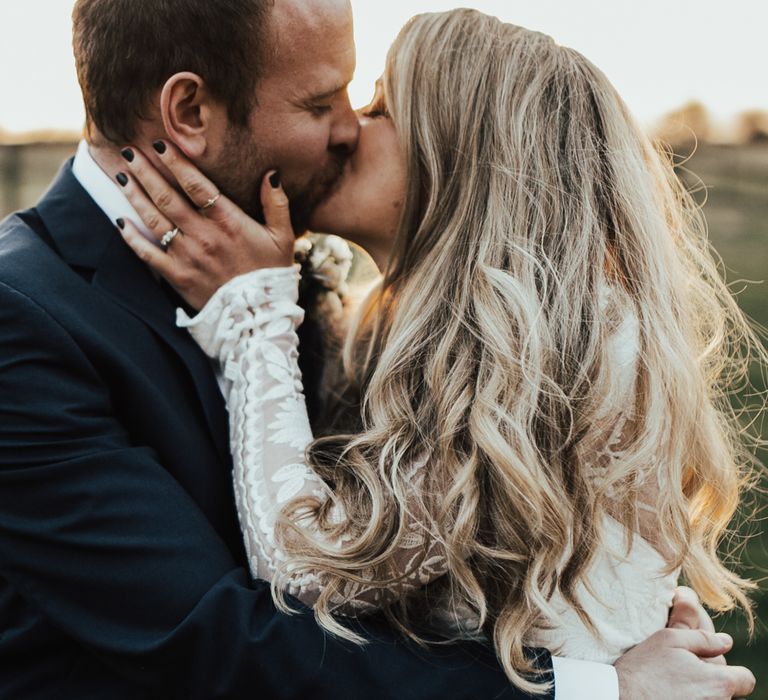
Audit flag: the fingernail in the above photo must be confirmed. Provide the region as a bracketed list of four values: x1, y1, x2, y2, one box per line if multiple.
[269, 171, 281, 188]
[116, 172, 128, 187]
[121, 148, 134, 162]
[116, 218, 125, 230]
[715, 633, 733, 646]
[152, 140, 166, 155]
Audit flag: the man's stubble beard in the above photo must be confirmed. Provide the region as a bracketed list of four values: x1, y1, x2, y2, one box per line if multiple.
[208, 126, 267, 223]
[209, 126, 348, 236]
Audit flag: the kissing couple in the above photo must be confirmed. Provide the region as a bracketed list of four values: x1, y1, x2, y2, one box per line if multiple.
[0, 1, 761, 698]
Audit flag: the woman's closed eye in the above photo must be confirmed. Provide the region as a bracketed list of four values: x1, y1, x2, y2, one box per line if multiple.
[362, 96, 389, 120]
[363, 106, 389, 119]
[362, 79, 389, 119]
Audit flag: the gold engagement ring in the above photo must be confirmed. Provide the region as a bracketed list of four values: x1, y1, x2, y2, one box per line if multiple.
[200, 193, 221, 211]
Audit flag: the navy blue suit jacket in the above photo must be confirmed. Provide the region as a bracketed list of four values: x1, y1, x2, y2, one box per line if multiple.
[0, 161, 552, 699]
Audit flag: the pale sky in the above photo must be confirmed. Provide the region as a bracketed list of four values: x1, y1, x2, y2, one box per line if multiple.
[0, 0, 766, 134]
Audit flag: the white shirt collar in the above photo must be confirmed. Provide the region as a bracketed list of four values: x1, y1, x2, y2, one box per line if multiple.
[71, 139, 155, 243]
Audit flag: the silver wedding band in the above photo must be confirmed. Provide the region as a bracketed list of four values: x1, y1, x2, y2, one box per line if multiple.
[160, 227, 180, 249]
[200, 193, 221, 211]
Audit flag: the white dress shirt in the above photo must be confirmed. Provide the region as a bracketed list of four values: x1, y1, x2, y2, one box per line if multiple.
[71, 139, 620, 700]
[72, 139, 155, 243]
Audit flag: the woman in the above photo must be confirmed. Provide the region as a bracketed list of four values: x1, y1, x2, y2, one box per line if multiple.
[115, 10, 763, 693]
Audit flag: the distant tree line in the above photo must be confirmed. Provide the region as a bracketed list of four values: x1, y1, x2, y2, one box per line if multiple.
[737, 110, 768, 144]
[655, 101, 768, 147]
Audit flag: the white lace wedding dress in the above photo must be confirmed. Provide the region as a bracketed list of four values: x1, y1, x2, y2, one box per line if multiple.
[178, 266, 679, 664]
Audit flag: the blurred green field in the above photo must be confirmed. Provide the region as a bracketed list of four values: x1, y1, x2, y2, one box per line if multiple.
[680, 144, 768, 696]
[1, 141, 767, 694]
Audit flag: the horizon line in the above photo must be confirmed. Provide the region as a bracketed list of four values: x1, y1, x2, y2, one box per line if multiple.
[1, 102, 767, 146]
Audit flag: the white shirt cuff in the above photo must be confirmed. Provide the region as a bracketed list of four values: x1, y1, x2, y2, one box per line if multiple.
[552, 656, 619, 700]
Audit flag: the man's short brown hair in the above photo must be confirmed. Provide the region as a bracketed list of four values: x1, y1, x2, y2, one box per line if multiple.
[72, 0, 275, 144]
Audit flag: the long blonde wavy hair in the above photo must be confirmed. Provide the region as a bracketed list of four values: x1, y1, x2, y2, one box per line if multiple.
[275, 9, 766, 693]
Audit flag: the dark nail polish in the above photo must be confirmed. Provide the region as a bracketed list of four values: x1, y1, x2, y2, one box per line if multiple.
[269, 171, 281, 188]
[120, 148, 134, 162]
[116, 218, 125, 230]
[116, 172, 128, 187]
[152, 140, 166, 154]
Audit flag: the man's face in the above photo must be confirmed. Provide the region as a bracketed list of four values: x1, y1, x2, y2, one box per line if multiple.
[212, 0, 359, 233]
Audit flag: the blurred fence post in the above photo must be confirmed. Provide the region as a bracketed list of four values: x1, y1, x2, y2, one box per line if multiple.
[0, 140, 79, 219]
[0, 145, 22, 215]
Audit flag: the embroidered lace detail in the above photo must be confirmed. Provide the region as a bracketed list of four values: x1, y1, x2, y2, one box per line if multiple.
[178, 267, 448, 613]
[178, 270, 678, 658]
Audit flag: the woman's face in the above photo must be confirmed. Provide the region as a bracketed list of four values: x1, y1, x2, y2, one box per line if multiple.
[308, 80, 406, 269]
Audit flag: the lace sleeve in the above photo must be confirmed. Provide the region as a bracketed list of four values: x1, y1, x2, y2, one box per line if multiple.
[177, 267, 447, 614]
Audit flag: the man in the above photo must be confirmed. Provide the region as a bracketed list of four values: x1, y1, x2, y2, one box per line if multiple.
[0, 1, 754, 698]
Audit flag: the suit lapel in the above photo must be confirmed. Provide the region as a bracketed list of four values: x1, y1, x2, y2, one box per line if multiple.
[36, 161, 231, 465]
[93, 236, 232, 465]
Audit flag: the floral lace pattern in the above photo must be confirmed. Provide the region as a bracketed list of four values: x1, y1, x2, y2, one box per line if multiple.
[178, 267, 448, 614]
[178, 268, 678, 659]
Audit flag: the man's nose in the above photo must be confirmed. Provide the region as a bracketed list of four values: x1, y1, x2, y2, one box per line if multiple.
[329, 94, 360, 155]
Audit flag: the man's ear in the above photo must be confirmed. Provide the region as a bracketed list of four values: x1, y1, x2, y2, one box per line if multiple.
[160, 72, 226, 159]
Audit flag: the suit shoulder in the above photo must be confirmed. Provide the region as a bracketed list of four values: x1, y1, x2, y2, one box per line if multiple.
[0, 210, 71, 295]
[0, 209, 57, 259]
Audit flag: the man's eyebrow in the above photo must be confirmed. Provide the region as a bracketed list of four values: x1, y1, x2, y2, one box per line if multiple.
[304, 81, 350, 102]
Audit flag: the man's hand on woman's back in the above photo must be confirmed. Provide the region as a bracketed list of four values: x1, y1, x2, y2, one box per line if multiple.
[614, 586, 755, 698]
